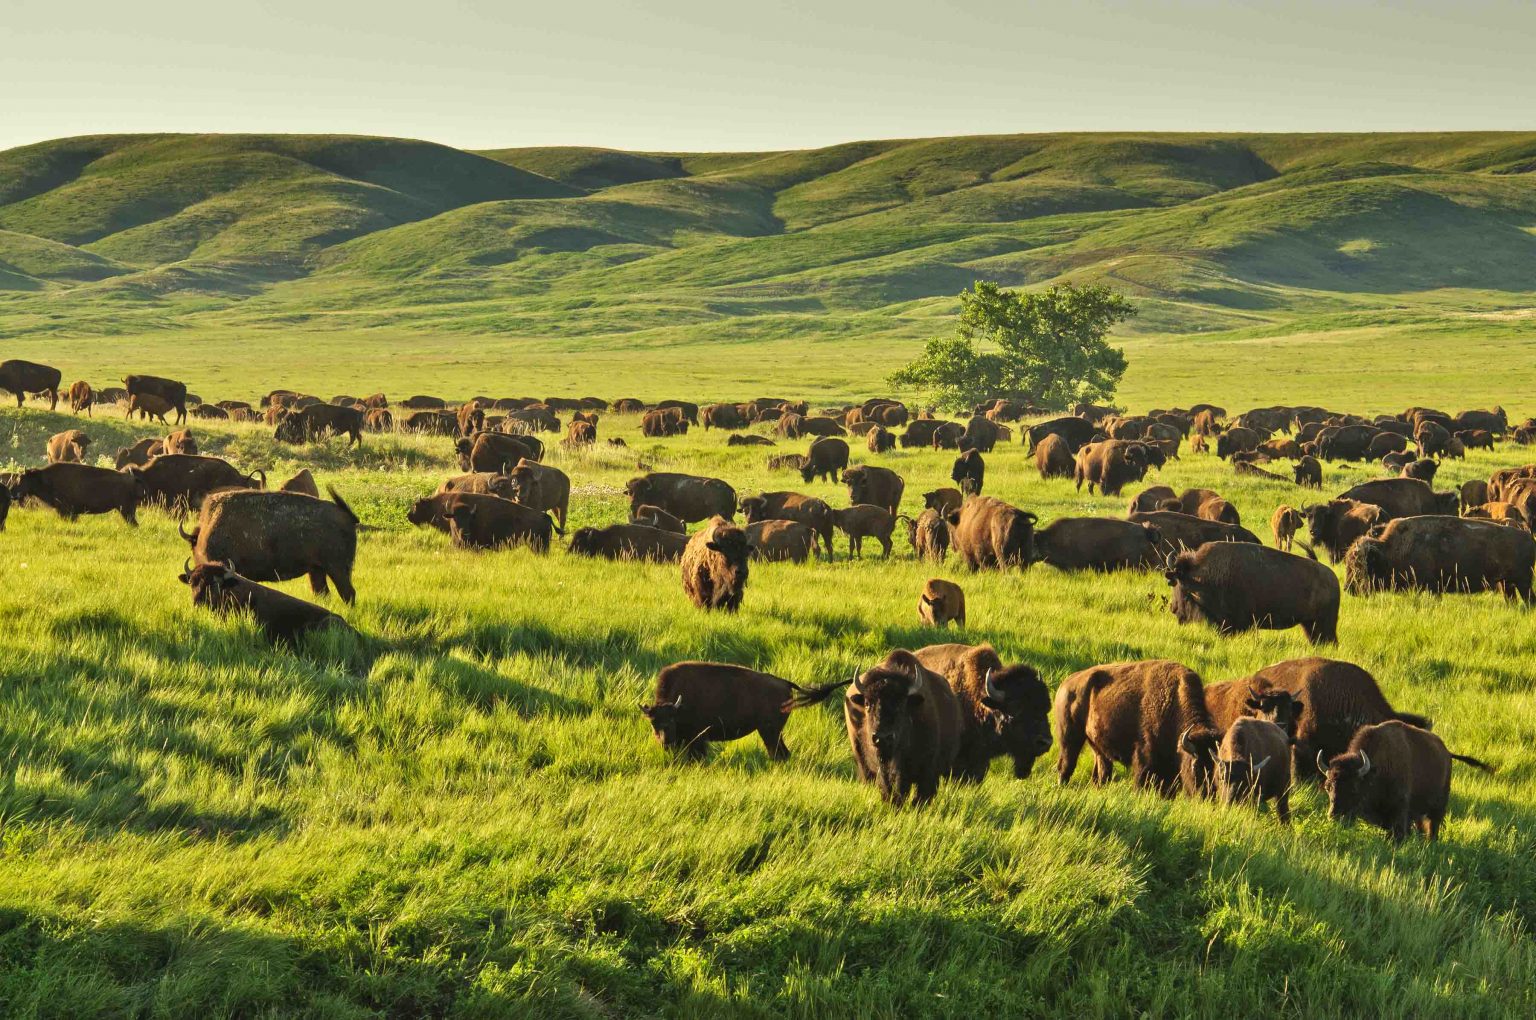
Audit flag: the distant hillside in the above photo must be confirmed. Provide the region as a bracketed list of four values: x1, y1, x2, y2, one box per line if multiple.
[3, 130, 1536, 342]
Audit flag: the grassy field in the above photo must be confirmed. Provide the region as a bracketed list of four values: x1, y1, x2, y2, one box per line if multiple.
[0, 393, 1533, 1018]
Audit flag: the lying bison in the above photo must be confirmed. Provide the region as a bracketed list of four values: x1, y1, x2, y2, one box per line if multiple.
[568, 523, 689, 561]
[179, 561, 351, 647]
[1166, 542, 1339, 644]
[1054, 659, 1220, 797]
[745, 520, 819, 563]
[739, 491, 833, 557]
[1344, 514, 1534, 601]
[184, 488, 358, 602]
[1127, 510, 1259, 558]
[628, 472, 736, 524]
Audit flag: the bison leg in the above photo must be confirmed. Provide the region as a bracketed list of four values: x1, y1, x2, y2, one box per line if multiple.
[879, 534, 892, 559]
[759, 723, 789, 762]
[1303, 610, 1338, 645]
[47, 388, 58, 410]
[119, 502, 138, 526]
[307, 569, 332, 598]
[1275, 791, 1291, 825]
[330, 569, 357, 605]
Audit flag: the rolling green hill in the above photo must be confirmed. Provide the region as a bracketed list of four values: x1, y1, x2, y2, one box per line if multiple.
[2, 131, 1536, 398]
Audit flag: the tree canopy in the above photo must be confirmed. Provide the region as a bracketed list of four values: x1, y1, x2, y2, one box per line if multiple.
[889, 282, 1135, 412]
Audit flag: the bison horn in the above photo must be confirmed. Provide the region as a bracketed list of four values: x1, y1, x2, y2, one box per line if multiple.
[1179, 726, 1196, 754]
[1316, 749, 1329, 774]
[984, 668, 1001, 701]
[670, 695, 682, 709]
[1254, 756, 1271, 772]
[1356, 750, 1370, 777]
[178, 520, 196, 544]
[182, 557, 192, 574]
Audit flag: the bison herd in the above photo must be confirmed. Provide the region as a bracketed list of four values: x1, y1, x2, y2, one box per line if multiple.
[1, 367, 1524, 840]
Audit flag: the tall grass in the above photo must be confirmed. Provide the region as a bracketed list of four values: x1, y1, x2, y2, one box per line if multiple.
[0, 399, 1532, 1017]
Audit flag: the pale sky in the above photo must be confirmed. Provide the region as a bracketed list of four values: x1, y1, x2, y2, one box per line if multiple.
[4, 0, 1533, 153]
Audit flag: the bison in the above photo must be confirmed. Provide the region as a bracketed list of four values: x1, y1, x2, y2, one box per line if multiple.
[506, 459, 571, 530]
[68, 380, 93, 416]
[1271, 505, 1304, 552]
[457, 432, 542, 474]
[1344, 514, 1534, 601]
[917, 579, 965, 627]
[280, 469, 321, 498]
[949, 496, 1036, 570]
[842, 650, 964, 806]
[951, 449, 984, 496]
[1126, 511, 1260, 558]
[640, 662, 843, 760]
[1293, 455, 1322, 488]
[179, 561, 350, 647]
[901, 509, 952, 562]
[1215, 718, 1293, 822]
[275, 403, 363, 446]
[739, 491, 833, 558]
[1034, 433, 1074, 479]
[631, 504, 687, 534]
[12, 463, 141, 524]
[627, 473, 736, 524]
[1303, 498, 1384, 563]
[914, 643, 1051, 781]
[185, 488, 358, 602]
[445, 498, 558, 552]
[681, 517, 749, 611]
[1166, 541, 1339, 644]
[568, 523, 689, 561]
[1322, 721, 1492, 842]
[1335, 477, 1457, 520]
[0, 359, 61, 409]
[123, 374, 187, 425]
[45, 430, 89, 464]
[800, 437, 849, 483]
[1031, 517, 1160, 572]
[745, 519, 819, 563]
[842, 465, 904, 517]
[129, 454, 265, 512]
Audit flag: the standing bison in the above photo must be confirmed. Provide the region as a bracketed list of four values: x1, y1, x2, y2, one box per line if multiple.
[913, 643, 1051, 781]
[124, 374, 188, 425]
[12, 464, 141, 524]
[1322, 721, 1492, 842]
[949, 496, 1036, 570]
[842, 465, 904, 517]
[681, 517, 749, 611]
[1165, 542, 1340, 644]
[183, 488, 359, 603]
[842, 650, 964, 806]
[628, 473, 736, 524]
[0, 359, 62, 409]
[1344, 515, 1534, 601]
[640, 662, 843, 760]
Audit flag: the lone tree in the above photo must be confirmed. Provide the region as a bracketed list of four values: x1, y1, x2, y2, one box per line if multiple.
[890, 281, 1134, 412]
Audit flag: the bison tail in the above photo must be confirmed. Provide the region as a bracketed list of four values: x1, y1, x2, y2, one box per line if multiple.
[547, 513, 565, 537]
[1293, 539, 1319, 561]
[1393, 711, 1433, 730]
[1449, 752, 1496, 774]
[327, 486, 359, 524]
[784, 678, 852, 710]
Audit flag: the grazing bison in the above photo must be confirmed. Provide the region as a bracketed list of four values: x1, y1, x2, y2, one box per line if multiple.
[1216, 719, 1294, 822]
[1317, 424, 1380, 462]
[114, 437, 165, 469]
[627, 473, 736, 524]
[568, 523, 689, 561]
[681, 517, 749, 611]
[866, 426, 895, 453]
[642, 409, 688, 437]
[12, 464, 141, 524]
[457, 432, 542, 474]
[507, 459, 571, 530]
[842, 650, 964, 806]
[1027, 416, 1097, 453]
[68, 380, 93, 415]
[1414, 421, 1451, 458]
[280, 469, 321, 498]
[45, 430, 90, 464]
[1323, 721, 1492, 842]
[446, 499, 557, 552]
[1054, 659, 1221, 797]
[1303, 498, 1384, 563]
[129, 454, 265, 512]
[1240, 657, 1429, 780]
[1463, 502, 1530, 529]
[1126, 511, 1259, 558]
[1293, 455, 1322, 488]
[923, 488, 963, 515]
[1215, 427, 1261, 460]
[186, 488, 358, 602]
[958, 416, 999, 453]
[179, 561, 350, 647]
[901, 509, 952, 562]
[1127, 484, 1177, 514]
[0, 359, 62, 409]
[1166, 542, 1340, 644]
[1034, 433, 1074, 479]
[363, 408, 394, 432]
[949, 496, 1036, 570]
[1401, 458, 1438, 483]
[1460, 479, 1490, 514]
[739, 491, 834, 558]
[1344, 514, 1534, 601]
[917, 579, 965, 627]
[437, 472, 517, 499]
[1335, 477, 1457, 520]
[123, 374, 187, 425]
[842, 464, 904, 517]
[914, 643, 1051, 781]
[1032, 517, 1160, 572]
[831, 504, 896, 559]
[951, 449, 984, 496]
[191, 404, 229, 421]
[1271, 505, 1304, 552]
[1074, 440, 1150, 497]
[700, 403, 747, 431]
[276, 404, 364, 446]
[745, 519, 819, 563]
[640, 662, 843, 760]
[1178, 488, 1240, 526]
[128, 392, 176, 424]
[800, 437, 850, 483]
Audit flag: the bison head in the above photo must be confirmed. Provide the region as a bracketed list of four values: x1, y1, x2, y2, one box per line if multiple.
[1342, 536, 1388, 595]
[179, 559, 242, 610]
[738, 496, 766, 522]
[639, 695, 685, 750]
[848, 658, 924, 764]
[1244, 688, 1301, 738]
[406, 498, 440, 528]
[1177, 725, 1222, 797]
[978, 665, 1052, 778]
[1321, 749, 1372, 821]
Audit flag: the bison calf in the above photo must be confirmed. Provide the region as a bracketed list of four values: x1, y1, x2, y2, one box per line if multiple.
[640, 662, 841, 760]
[1215, 718, 1293, 822]
[918, 578, 965, 627]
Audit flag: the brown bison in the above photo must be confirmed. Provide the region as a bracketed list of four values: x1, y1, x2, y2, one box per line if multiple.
[568, 523, 689, 561]
[1027, 416, 1097, 452]
[631, 504, 687, 534]
[727, 433, 775, 447]
[1271, 505, 1304, 552]
[950, 449, 984, 496]
[12, 463, 141, 524]
[280, 469, 321, 498]
[949, 496, 1036, 570]
[627, 473, 736, 524]
[437, 472, 517, 499]
[1032, 517, 1161, 572]
[1323, 721, 1492, 842]
[1215, 427, 1261, 460]
[1463, 502, 1529, 529]
[841, 650, 964, 805]
[1127, 511, 1260, 558]
[1303, 498, 1384, 563]
[179, 561, 350, 647]
[1178, 487, 1240, 526]
[457, 432, 542, 474]
[901, 509, 952, 562]
[364, 408, 394, 432]
[1034, 433, 1074, 479]
[958, 416, 999, 453]
[185, 488, 358, 602]
[1335, 477, 1457, 520]
[914, 643, 1051, 781]
[642, 409, 687, 437]
[507, 459, 571, 530]
[161, 429, 197, 456]
[123, 374, 187, 425]
[0, 359, 62, 409]
[128, 392, 176, 424]
[842, 465, 904, 517]
[923, 488, 963, 515]
[1166, 542, 1340, 644]
[739, 491, 833, 558]
[800, 437, 849, 483]
[1074, 440, 1150, 497]
[830, 504, 895, 559]
[1344, 514, 1534, 601]
[46, 430, 90, 464]
[1054, 659, 1221, 796]
[114, 437, 165, 469]
[1293, 455, 1322, 488]
[866, 426, 895, 453]
[640, 662, 844, 760]
[681, 517, 749, 611]
[917, 579, 965, 627]
[745, 519, 818, 562]
[1459, 479, 1489, 514]
[68, 380, 93, 415]
[445, 498, 557, 552]
[1127, 484, 1177, 513]
[130, 454, 265, 511]
[1215, 718, 1293, 822]
[275, 404, 364, 446]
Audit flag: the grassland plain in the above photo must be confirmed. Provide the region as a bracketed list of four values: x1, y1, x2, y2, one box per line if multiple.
[0, 396, 1534, 1019]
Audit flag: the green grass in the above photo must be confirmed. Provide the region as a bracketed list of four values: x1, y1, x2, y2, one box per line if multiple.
[0, 397, 1534, 1017]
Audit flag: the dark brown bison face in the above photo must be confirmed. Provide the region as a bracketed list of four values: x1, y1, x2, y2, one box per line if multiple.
[1215, 757, 1265, 805]
[179, 560, 239, 609]
[406, 498, 438, 527]
[849, 669, 921, 761]
[1245, 689, 1302, 738]
[1177, 726, 1222, 796]
[639, 697, 683, 750]
[706, 530, 751, 570]
[1322, 750, 1372, 821]
[274, 414, 307, 444]
[738, 496, 767, 521]
[979, 665, 1052, 778]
